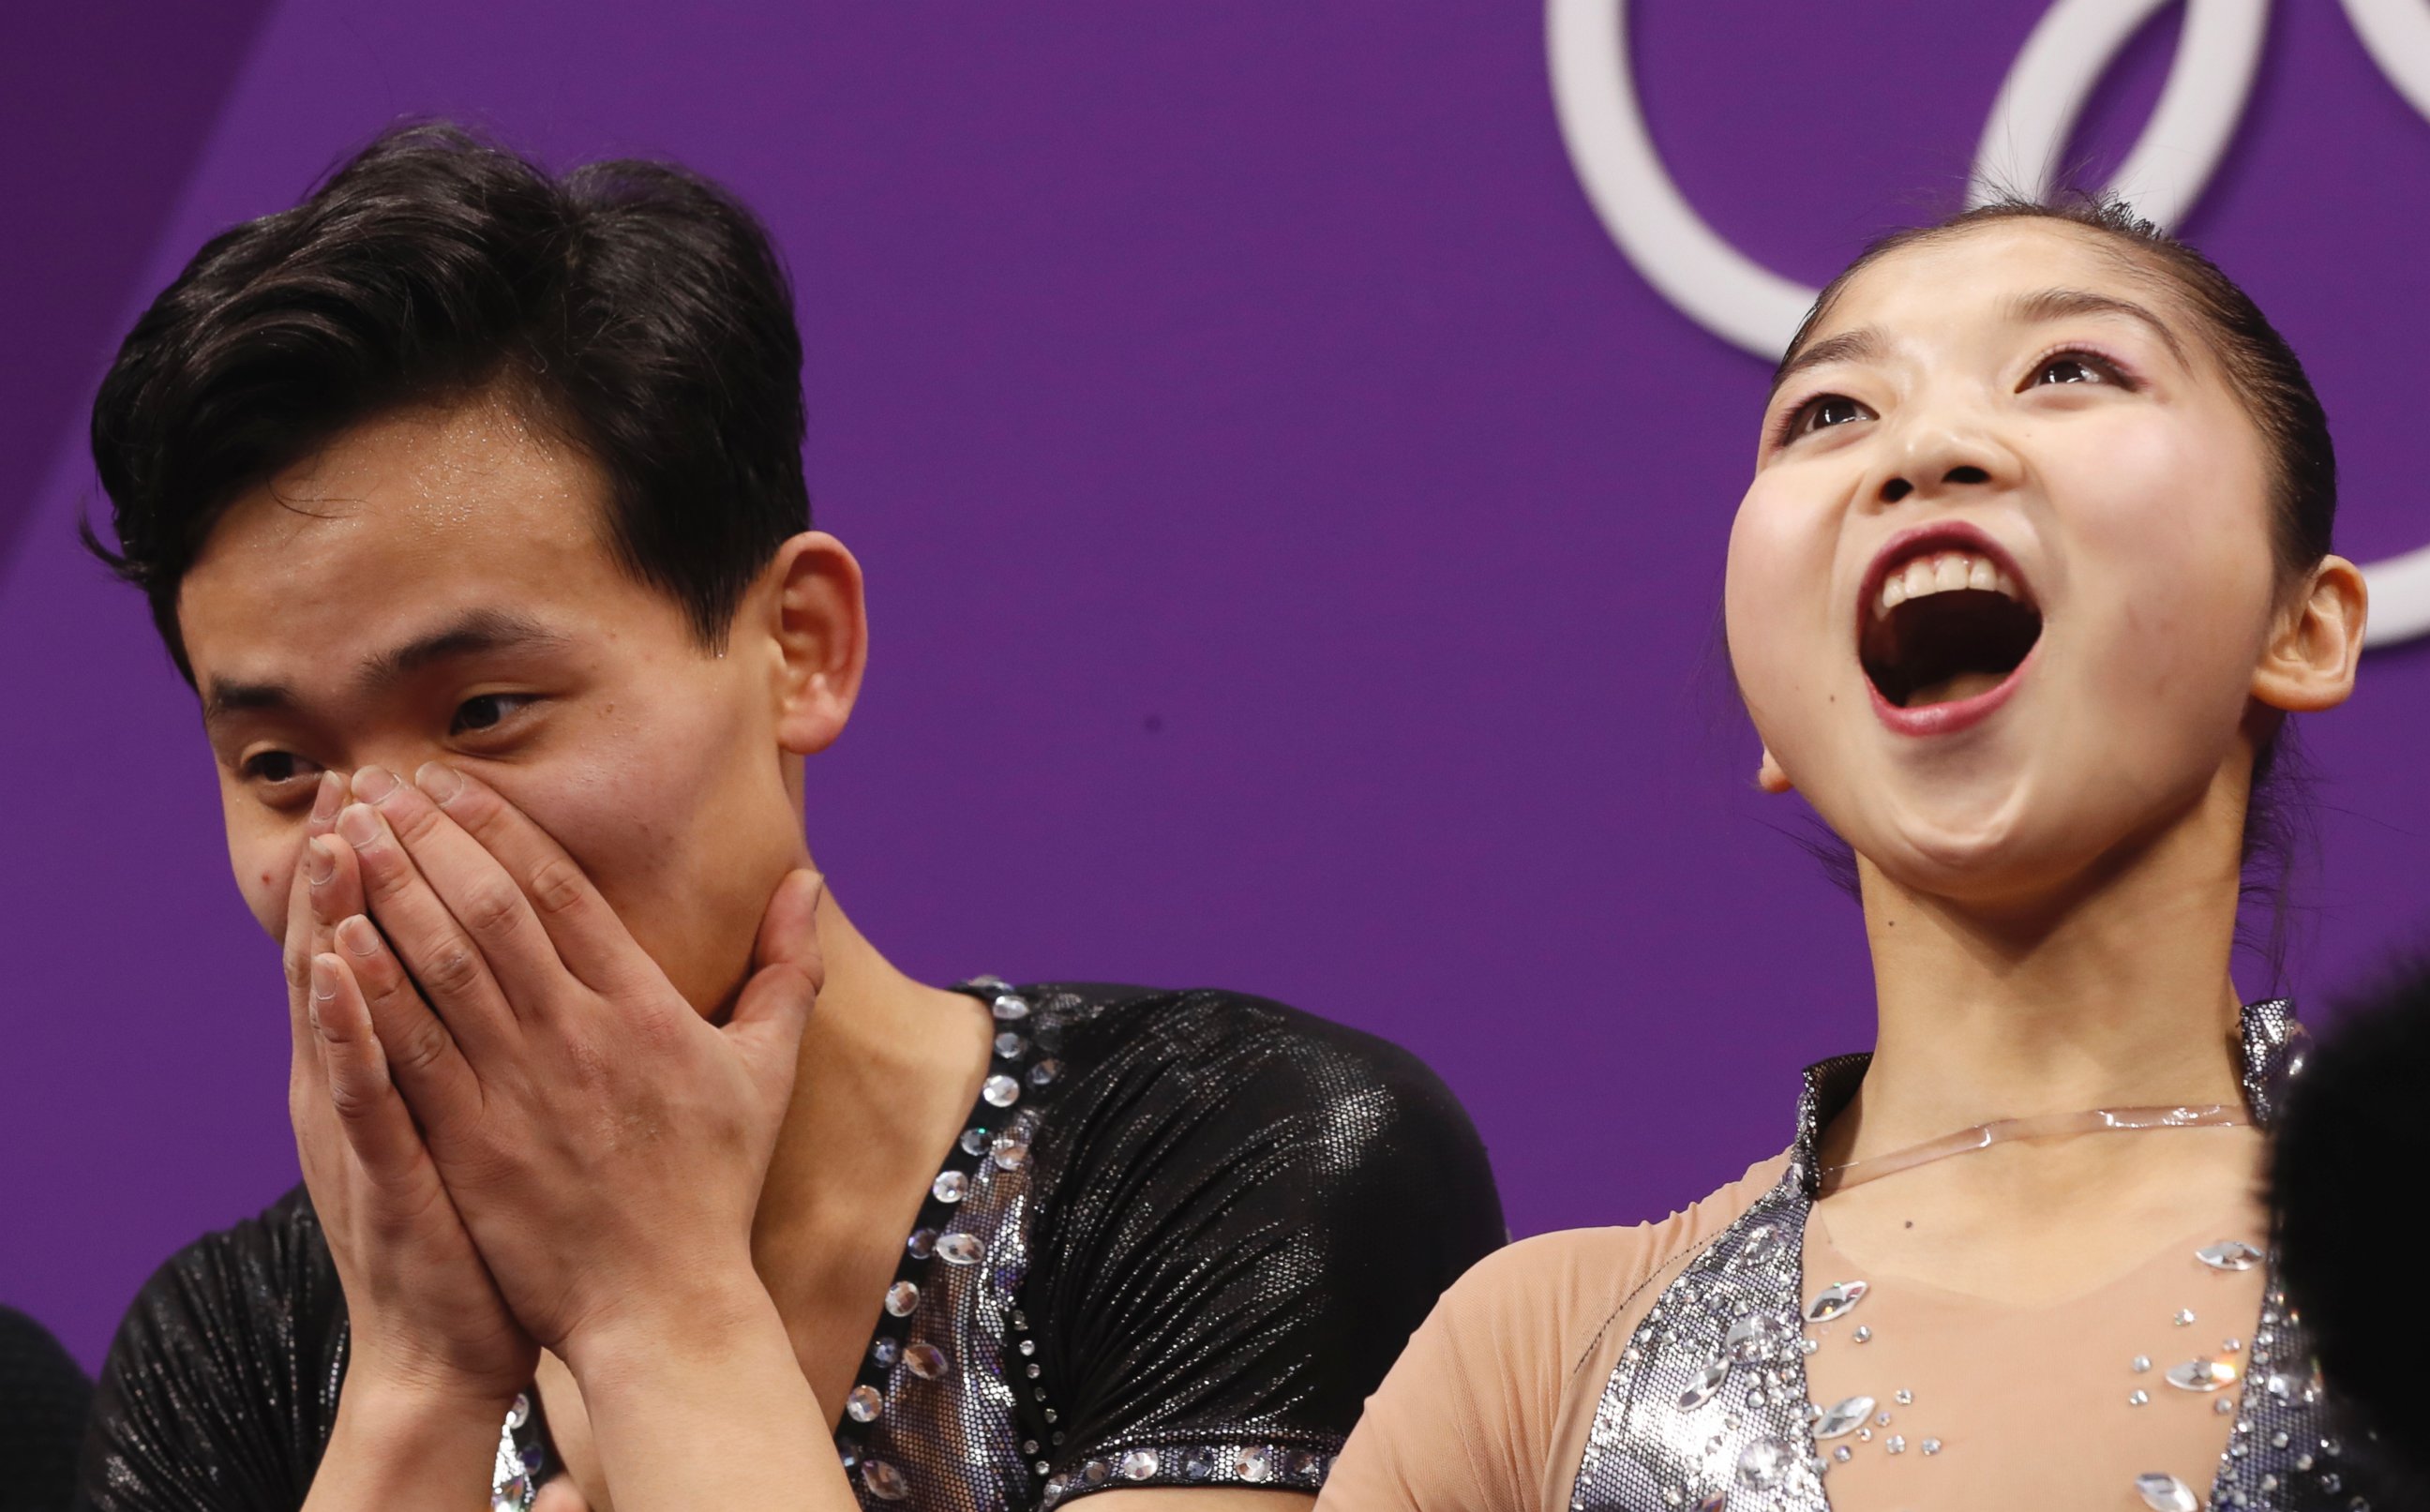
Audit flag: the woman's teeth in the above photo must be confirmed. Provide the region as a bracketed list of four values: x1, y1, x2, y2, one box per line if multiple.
[1876, 550, 2021, 617]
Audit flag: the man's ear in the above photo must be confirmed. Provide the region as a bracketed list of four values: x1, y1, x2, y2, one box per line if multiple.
[2252, 555, 2366, 715]
[751, 531, 868, 756]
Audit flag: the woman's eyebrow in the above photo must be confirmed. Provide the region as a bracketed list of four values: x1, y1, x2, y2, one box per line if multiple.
[2005, 287, 2190, 368]
[1768, 327, 1888, 398]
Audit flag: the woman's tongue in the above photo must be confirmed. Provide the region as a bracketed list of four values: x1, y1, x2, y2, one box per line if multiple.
[1906, 668, 2007, 707]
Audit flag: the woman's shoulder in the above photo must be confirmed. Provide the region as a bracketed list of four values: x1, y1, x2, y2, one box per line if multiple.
[1422, 1155, 1791, 1377]
[1320, 1158, 1789, 1512]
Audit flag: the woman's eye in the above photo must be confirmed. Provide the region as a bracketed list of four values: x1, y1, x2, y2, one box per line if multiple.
[450, 694, 532, 736]
[2031, 352, 2118, 387]
[1789, 394, 1875, 439]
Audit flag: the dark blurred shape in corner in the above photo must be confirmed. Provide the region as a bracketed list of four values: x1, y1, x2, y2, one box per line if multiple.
[2273, 957, 2430, 1507]
[0, 1304, 89, 1512]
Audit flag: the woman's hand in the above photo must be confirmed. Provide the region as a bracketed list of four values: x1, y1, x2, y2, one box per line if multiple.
[323, 761, 822, 1363]
[283, 771, 535, 1505]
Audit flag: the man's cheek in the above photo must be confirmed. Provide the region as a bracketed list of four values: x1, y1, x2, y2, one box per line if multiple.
[234, 844, 292, 941]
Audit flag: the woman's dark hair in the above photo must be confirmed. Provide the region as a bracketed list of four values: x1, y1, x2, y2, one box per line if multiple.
[1777, 194, 2336, 971]
[86, 121, 810, 681]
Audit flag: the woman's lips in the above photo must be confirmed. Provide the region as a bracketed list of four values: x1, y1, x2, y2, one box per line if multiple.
[1868, 640, 2039, 737]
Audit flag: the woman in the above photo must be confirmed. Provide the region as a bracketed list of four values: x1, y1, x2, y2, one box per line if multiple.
[1321, 198, 2383, 1512]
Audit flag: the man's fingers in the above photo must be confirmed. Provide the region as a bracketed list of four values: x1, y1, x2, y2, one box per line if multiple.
[284, 771, 353, 1100]
[724, 872, 826, 1081]
[338, 795, 521, 1056]
[752, 870, 827, 985]
[309, 951, 429, 1175]
[410, 763, 653, 997]
[350, 766, 573, 1010]
[334, 911, 487, 1134]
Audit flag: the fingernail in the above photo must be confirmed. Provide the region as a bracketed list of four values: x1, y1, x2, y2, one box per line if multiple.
[414, 762, 463, 807]
[336, 803, 381, 849]
[304, 837, 336, 886]
[338, 915, 381, 958]
[351, 766, 400, 804]
[311, 771, 344, 825]
[309, 953, 339, 1001]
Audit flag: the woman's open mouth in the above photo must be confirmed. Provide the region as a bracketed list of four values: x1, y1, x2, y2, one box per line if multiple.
[1858, 524, 2042, 736]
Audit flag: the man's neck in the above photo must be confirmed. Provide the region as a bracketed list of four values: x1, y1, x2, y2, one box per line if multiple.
[1835, 772, 2255, 1165]
[747, 888, 994, 1310]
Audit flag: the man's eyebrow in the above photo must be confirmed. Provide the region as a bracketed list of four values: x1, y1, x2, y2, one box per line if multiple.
[1769, 327, 1889, 398]
[200, 609, 569, 725]
[2005, 287, 2190, 367]
[202, 680, 296, 723]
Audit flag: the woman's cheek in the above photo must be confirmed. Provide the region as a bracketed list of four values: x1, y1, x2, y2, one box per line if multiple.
[1724, 487, 1838, 743]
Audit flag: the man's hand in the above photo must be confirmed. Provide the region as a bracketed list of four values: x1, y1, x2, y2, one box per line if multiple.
[283, 771, 536, 1507]
[322, 762, 823, 1369]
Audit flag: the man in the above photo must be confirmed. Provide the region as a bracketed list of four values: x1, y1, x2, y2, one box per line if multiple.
[76, 125, 1502, 1511]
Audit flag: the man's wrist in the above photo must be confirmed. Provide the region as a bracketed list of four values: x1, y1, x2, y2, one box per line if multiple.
[316, 1370, 516, 1504]
[558, 1263, 788, 1396]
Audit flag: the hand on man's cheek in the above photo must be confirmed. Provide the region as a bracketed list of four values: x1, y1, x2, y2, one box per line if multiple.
[319, 759, 827, 1361]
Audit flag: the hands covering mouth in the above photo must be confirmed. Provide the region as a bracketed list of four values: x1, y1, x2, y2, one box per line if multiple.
[282, 762, 837, 1506]
[1858, 523, 2044, 724]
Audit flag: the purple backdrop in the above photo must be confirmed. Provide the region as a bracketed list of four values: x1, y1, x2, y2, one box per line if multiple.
[7, 1, 2428, 1372]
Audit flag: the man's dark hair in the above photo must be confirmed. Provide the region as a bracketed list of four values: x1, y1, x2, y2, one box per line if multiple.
[88, 121, 810, 681]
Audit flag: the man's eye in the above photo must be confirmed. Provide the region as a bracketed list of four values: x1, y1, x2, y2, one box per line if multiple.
[451, 694, 532, 735]
[243, 750, 320, 786]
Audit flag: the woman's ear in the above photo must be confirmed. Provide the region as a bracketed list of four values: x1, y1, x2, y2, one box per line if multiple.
[2252, 555, 2366, 715]
[1756, 744, 1793, 794]
[751, 531, 868, 756]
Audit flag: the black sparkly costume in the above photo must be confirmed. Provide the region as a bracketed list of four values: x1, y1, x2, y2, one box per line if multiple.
[75, 983, 1505, 1510]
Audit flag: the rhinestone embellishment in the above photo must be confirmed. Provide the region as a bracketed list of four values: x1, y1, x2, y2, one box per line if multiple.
[992, 994, 1030, 1021]
[846, 1385, 883, 1423]
[932, 1170, 968, 1204]
[884, 1280, 920, 1317]
[2197, 1238, 2265, 1271]
[904, 1342, 949, 1381]
[1118, 1449, 1159, 1480]
[982, 1073, 1021, 1108]
[862, 1460, 911, 1501]
[1677, 1358, 1729, 1411]
[1736, 1437, 1794, 1489]
[936, 1231, 985, 1265]
[1812, 1395, 1873, 1440]
[2165, 1357, 2238, 1393]
[2135, 1472, 2199, 1512]
[1725, 1312, 1792, 1362]
[1804, 1280, 1868, 1323]
[992, 1130, 1031, 1171]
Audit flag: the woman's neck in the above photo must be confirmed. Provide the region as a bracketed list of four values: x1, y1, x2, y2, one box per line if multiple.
[1838, 773, 2256, 1164]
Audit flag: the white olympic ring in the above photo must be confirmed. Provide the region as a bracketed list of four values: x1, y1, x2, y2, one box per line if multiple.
[1548, 0, 2430, 646]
